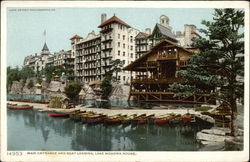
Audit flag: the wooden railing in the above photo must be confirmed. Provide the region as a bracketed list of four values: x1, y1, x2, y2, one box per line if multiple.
[131, 77, 184, 84]
[157, 53, 177, 60]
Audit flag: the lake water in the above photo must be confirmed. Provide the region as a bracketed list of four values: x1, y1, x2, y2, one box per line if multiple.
[7, 109, 211, 151]
[7, 94, 49, 101]
[7, 94, 195, 108]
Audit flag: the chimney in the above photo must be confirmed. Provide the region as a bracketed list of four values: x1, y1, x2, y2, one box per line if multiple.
[176, 31, 182, 36]
[101, 13, 107, 24]
[145, 28, 151, 35]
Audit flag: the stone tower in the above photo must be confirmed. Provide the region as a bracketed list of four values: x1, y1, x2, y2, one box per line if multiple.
[160, 15, 169, 28]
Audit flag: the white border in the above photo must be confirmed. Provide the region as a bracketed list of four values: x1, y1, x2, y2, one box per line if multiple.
[1, 1, 249, 162]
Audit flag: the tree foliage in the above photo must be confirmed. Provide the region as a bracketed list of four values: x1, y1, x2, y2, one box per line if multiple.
[41, 66, 69, 82]
[169, 9, 244, 136]
[64, 81, 81, 101]
[27, 80, 34, 89]
[100, 71, 113, 100]
[7, 66, 35, 91]
[110, 59, 124, 82]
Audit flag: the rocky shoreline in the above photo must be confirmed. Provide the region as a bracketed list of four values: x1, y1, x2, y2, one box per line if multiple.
[196, 103, 244, 151]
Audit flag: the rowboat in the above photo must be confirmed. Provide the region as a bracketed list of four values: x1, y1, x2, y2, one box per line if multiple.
[7, 104, 33, 110]
[148, 114, 169, 124]
[121, 114, 137, 124]
[169, 114, 182, 124]
[181, 113, 193, 123]
[69, 110, 83, 121]
[47, 111, 69, 117]
[81, 112, 96, 123]
[154, 114, 173, 125]
[104, 114, 125, 124]
[138, 114, 155, 124]
[131, 114, 146, 125]
[86, 114, 106, 124]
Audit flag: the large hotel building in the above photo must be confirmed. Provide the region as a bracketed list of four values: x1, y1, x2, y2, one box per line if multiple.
[23, 13, 200, 84]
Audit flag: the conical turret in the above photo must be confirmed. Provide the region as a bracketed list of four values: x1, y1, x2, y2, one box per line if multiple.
[41, 42, 50, 55]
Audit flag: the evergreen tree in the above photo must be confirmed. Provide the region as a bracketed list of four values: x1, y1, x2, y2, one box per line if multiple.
[110, 59, 124, 82]
[64, 81, 81, 102]
[100, 71, 113, 100]
[169, 9, 244, 136]
[20, 66, 35, 81]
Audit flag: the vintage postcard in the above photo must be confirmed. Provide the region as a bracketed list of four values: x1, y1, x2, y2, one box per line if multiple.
[1, 1, 249, 162]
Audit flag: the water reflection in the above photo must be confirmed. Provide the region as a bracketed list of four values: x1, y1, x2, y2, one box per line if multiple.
[7, 94, 49, 101]
[8, 109, 206, 151]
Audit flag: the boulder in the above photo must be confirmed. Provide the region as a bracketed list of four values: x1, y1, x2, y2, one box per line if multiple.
[201, 128, 227, 136]
[195, 114, 215, 124]
[197, 127, 234, 148]
[199, 141, 225, 151]
[109, 84, 130, 101]
[197, 131, 233, 143]
[10, 81, 23, 94]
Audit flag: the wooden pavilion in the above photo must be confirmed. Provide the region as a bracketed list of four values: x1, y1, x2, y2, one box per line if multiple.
[124, 40, 215, 104]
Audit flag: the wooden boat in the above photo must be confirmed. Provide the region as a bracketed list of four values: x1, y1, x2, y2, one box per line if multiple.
[181, 113, 193, 123]
[86, 114, 106, 124]
[154, 114, 173, 125]
[121, 114, 137, 124]
[104, 114, 125, 124]
[7, 104, 33, 110]
[169, 114, 182, 124]
[148, 114, 169, 124]
[69, 110, 83, 121]
[138, 114, 155, 124]
[131, 114, 146, 125]
[81, 112, 96, 123]
[47, 111, 69, 117]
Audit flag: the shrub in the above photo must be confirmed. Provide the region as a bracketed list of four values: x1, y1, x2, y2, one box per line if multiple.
[194, 106, 213, 112]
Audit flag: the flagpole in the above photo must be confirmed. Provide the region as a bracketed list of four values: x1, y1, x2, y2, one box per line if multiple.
[43, 30, 46, 43]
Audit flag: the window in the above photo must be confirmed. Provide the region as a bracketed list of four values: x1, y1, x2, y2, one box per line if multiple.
[130, 46, 133, 50]
[118, 76, 121, 80]
[123, 43, 125, 49]
[123, 60, 125, 64]
[123, 52, 125, 56]
[123, 76, 125, 81]
[118, 50, 120, 56]
[131, 53, 133, 58]
[123, 35, 125, 40]
[118, 34, 120, 39]
[118, 42, 120, 47]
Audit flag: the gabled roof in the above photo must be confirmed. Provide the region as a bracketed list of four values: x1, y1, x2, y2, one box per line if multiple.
[42, 42, 49, 51]
[70, 35, 83, 40]
[191, 31, 202, 38]
[98, 15, 131, 28]
[155, 23, 176, 41]
[123, 39, 193, 71]
[135, 32, 151, 39]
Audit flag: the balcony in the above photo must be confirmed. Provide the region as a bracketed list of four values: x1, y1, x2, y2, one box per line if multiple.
[131, 77, 184, 84]
[157, 53, 177, 60]
[101, 37, 113, 43]
[102, 47, 112, 52]
[100, 28, 113, 33]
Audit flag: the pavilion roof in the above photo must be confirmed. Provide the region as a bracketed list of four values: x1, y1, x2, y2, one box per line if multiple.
[123, 39, 193, 71]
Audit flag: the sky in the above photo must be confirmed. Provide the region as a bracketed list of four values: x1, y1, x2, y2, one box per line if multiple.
[6, 8, 215, 67]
